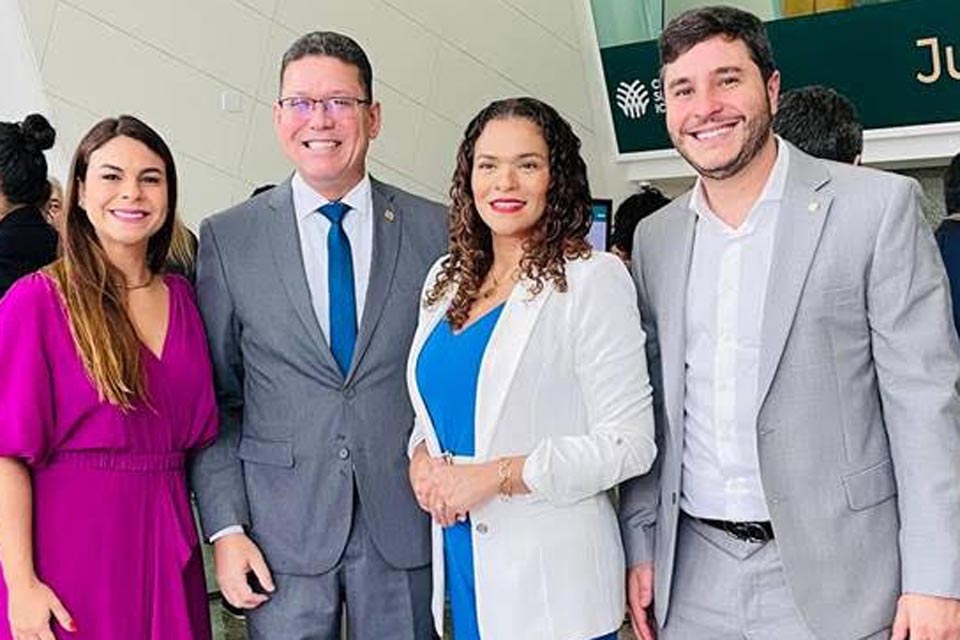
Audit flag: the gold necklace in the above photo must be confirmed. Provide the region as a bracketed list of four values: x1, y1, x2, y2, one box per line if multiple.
[479, 267, 518, 299]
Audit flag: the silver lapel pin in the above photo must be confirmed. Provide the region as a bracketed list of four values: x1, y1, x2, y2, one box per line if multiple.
[384, 209, 396, 222]
[808, 201, 820, 213]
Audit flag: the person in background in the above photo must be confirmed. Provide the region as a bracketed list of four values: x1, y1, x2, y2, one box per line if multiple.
[773, 84, 863, 165]
[621, 6, 960, 640]
[935, 151, 960, 333]
[0, 114, 58, 299]
[44, 176, 64, 231]
[609, 185, 671, 263]
[0, 115, 218, 639]
[408, 97, 657, 639]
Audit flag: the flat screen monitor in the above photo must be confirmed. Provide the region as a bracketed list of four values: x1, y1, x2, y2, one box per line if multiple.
[588, 199, 613, 251]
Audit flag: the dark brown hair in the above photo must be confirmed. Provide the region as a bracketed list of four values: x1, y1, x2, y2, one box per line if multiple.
[280, 31, 373, 101]
[425, 97, 592, 329]
[660, 5, 777, 82]
[46, 115, 177, 410]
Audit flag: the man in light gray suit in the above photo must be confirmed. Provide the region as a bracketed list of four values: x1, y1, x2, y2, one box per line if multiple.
[191, 31, 446, 639]
[620, 7, 960, 640]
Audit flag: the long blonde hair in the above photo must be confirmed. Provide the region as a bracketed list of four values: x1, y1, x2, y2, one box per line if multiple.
[45, 116, 177, 411]
[166, 217, 197, 279]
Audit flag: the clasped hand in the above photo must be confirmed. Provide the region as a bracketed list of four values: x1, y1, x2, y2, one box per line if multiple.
[409, 446, 499, 527]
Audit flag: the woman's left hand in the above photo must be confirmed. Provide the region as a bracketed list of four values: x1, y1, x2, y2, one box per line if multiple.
[429, 462, 500, 527]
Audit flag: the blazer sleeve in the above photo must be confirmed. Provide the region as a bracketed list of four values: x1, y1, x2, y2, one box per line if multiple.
[189, 219, 251, 539]
[867, 179, 960, 597]
[618, 231, 669, 568]
[522, 255, 657, 507]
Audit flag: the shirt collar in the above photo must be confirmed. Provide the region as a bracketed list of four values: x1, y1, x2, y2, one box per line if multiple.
[292, 172, 371, 222]
[689, 135, 790, 233]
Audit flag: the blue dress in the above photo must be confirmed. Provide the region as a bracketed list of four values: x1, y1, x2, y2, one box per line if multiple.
[416, 304, 618, 640]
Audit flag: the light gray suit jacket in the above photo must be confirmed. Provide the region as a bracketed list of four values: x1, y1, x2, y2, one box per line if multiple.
[190, 177, 447, 574]
[620, 144, 960, 639]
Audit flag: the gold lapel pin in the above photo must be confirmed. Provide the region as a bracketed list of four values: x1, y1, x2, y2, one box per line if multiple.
[808, 201, 820, 213]
[384, 209, 396, 222]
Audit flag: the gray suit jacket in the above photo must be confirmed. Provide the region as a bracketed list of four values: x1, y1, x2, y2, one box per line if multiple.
[620, 144, 960, 639]
[190, 177, 447, 574]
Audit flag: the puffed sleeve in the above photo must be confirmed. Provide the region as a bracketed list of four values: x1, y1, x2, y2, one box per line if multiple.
[0, 275, 58, 465]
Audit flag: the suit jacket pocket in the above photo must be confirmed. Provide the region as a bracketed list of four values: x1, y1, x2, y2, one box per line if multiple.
[843, 458, 897, 511]
[237, 437, 294, 467]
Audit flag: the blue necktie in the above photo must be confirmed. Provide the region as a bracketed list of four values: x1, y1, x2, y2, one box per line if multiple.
[318, 201, 356, 376]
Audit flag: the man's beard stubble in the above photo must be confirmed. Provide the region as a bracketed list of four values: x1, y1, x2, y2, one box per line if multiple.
[672, 100, 773, 181]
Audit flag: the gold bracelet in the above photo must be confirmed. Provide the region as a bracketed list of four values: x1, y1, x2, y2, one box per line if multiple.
[496, 457, 512, 501]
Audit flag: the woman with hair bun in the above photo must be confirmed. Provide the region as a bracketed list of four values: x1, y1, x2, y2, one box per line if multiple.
[407, 97, 657, 639]
[0, 113, 58, 298]
[0, 115, 217, 639]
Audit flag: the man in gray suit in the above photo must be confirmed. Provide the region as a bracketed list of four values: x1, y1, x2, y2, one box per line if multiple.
[620, 7, 960, 640]
[191, 31, 446, 639]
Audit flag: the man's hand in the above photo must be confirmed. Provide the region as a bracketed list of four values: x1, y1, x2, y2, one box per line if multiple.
[627, 563, 656, 640]
[891, 593, 960, 640]
[213, 532, 276, 609]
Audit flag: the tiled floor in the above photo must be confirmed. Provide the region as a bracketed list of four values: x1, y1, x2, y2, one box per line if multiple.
[208, 602, 638, 640]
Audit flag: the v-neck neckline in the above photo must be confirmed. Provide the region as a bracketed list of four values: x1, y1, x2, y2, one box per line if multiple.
[451, 301, 505, 336]
[140, 277, 173, 363]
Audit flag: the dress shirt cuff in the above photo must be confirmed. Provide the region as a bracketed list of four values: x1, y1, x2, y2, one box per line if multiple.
[209, 524, 244, 543]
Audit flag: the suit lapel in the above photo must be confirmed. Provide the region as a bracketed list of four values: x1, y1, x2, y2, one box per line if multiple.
[347, 179, 401, 383]
[267, 180, 341, 374]
[756, 153, 832, 406]
[407, 288, 453, 454]
[656, 202, 697, 451]
[474, 281, 553, 458]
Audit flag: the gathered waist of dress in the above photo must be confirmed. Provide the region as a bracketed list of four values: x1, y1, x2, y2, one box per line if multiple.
[44, 450, 186, 472]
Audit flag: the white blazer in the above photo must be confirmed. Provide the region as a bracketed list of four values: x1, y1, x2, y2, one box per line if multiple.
[406, 252, 657, 640]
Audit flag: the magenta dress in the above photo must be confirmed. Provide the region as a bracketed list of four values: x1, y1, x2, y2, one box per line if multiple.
[0, 273, 218, 639]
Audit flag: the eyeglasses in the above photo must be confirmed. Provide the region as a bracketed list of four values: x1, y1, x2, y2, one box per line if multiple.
[277, 96, 371, 120]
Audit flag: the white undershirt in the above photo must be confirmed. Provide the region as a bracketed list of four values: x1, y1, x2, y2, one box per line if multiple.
[680, 138, 790, 522]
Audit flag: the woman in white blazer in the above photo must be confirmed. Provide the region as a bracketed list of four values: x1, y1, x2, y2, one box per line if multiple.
[406, 97, 657, 640]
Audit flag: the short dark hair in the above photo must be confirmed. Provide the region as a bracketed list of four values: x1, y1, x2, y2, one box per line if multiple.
[280, 31, 373, 101]
[660, 6, 777, 82]
[611, 186, 671, 256]
[773, 86, 863, 164]
[945, 152, 960, 214]
[0, 113, 56, 207]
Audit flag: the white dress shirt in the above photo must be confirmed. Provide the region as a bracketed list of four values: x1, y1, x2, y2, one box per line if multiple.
[293, 171, 374, 340]
[680, 139, 790, 522]
[209, 173, 375, 543]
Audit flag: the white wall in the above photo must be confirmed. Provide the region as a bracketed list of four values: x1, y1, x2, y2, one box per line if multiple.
[16, 0, 632, 229]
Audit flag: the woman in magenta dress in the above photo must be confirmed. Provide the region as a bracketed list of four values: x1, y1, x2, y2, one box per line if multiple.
[0, 115, 217, 640]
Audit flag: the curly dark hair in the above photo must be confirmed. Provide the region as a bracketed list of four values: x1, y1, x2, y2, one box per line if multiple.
[426, 97, 592, 329]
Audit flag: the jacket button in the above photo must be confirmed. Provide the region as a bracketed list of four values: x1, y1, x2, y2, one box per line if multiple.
[338, 447, 350, 460]
[344, 388, 355, 399]
[475, 523, 489, 535]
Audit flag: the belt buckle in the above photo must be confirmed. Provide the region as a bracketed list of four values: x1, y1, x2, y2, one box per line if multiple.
[724, 521, 770, 543]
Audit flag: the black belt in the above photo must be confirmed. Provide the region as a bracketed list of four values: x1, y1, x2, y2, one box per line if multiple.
[698, 517, 774, 543]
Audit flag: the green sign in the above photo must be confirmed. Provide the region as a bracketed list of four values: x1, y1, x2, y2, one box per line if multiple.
[600, 0, 960, 154]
